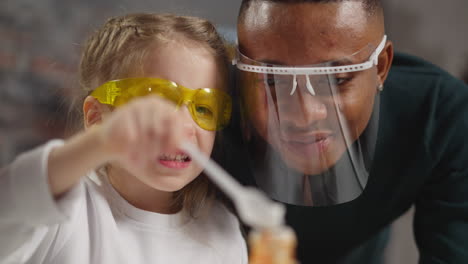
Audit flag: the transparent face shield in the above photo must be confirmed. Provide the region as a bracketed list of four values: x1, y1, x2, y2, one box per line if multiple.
[234, 36, 386, 206]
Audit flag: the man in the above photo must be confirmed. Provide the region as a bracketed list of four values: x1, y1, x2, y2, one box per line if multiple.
[225, 0, 468, 263]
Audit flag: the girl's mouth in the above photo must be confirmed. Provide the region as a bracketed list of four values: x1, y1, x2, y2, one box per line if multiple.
[158, 153, 191, 169]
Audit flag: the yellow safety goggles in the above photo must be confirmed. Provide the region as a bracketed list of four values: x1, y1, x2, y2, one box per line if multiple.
[91, 77, 232, 131]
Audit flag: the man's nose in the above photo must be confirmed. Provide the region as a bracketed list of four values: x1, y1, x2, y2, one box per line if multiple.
[277, 90, 328, 129]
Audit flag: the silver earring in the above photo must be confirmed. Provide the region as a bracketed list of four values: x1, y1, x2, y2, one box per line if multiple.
[377, 83, 384, 92]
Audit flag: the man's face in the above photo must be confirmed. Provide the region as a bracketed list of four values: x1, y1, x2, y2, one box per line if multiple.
[238, 1, 384, 174]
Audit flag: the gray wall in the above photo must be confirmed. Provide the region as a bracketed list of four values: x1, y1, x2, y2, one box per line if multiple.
[384, 0, 468, 77]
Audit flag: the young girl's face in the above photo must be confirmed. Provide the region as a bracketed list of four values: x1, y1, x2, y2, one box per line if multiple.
[117, 41, 222, 193]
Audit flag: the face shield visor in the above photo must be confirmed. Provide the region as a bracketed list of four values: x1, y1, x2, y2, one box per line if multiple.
[233, 35, 386, 206]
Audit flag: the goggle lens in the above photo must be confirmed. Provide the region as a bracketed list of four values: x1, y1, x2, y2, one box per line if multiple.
[91, 78, 232, 131]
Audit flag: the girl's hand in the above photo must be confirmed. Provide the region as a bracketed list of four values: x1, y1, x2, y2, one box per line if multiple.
[97, 95, 186, 174]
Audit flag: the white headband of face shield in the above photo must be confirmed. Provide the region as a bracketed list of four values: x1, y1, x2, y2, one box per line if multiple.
[233, 35, 387, 95]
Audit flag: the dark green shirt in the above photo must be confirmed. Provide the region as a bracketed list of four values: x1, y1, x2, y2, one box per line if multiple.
[224, 52, 468, 263]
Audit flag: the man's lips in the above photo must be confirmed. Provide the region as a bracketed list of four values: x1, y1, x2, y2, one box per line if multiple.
[279, 131, 334, 156]
[280, 132, 334, 144]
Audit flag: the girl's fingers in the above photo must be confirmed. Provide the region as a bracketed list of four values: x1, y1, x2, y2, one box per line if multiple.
[100, 95, 189, 170]
[169, 114, 185, 152]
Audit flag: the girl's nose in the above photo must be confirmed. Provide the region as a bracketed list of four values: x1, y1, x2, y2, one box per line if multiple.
[180, 106, 196, 138]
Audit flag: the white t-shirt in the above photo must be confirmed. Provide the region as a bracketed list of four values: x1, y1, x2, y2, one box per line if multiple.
[0, 140, 248, 264]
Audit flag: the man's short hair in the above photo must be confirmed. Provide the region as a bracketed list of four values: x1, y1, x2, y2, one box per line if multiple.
[238, 0, 383, 21]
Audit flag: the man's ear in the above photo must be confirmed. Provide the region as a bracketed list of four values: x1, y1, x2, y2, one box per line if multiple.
[83, 96, 110, 129]
[376, 40, 394, 86]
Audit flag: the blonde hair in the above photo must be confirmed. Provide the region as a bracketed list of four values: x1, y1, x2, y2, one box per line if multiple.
[79, 13, 230, 217]
[80, 13, 229, 92]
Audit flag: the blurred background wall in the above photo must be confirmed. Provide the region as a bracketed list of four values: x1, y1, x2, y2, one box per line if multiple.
[1, 1, 467, 263]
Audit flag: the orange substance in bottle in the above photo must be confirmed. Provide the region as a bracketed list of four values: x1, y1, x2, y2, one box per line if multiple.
[249, 226, 298, 264]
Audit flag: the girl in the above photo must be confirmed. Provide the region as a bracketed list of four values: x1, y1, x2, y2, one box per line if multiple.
[0, 13, 247, 263]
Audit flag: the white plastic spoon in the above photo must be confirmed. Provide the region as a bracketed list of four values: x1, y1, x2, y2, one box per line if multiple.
[181, 142, 285, 229]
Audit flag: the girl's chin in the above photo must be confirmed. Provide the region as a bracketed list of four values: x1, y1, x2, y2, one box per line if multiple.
[145, 175, 196, 193]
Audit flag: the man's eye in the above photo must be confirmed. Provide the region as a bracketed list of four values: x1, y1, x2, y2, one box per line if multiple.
[333, 76, 353, 85]
[264, 77, 291, 87]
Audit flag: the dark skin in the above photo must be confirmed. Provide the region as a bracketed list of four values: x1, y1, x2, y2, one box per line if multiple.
[238, 1, 394, 174]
